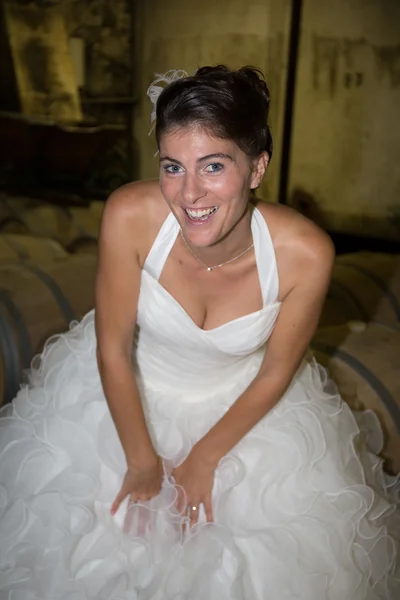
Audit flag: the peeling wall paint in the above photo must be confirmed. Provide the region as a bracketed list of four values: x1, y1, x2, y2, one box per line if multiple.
[289, 0, 400, 240]
[312, 36, 400, 96]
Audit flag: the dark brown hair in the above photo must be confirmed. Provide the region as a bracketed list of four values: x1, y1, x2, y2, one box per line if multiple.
[155, 65, 273, 159]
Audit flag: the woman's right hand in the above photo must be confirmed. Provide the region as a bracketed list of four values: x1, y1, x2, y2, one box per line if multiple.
[111, 455, 164, 515]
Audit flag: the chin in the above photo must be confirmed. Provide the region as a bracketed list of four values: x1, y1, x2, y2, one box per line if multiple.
[183, 229, 214, 247]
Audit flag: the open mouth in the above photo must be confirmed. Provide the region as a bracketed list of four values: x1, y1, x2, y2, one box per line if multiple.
[184, 206, 219, 222]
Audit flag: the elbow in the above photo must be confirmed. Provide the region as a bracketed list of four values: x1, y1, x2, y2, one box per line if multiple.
[96, 346, 104, 374]
[96, 347, 110, 379]
[256, 363, 298, 399]
[96, 344, 131, 375]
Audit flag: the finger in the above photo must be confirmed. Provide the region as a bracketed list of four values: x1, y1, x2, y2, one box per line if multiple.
[188, 502, 200, 527]
[203, 495, 214, 523]
[174, 485, 187, 516]
[138, 493, 155, 502]
[181, 502, 193, 537]
[111, 485, 128, 515]
[163, 459, 174, 479]
[129, 493, 153, 505]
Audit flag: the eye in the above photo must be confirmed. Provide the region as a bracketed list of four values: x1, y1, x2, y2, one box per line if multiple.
[205, 162, 223, 173]
[162, 164, 183, 174]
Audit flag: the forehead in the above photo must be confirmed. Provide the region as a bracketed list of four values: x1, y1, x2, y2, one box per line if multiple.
[159, 124, 240, 155]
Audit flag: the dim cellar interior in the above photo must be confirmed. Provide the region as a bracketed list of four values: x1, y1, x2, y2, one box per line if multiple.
[0, 1, 399, 599]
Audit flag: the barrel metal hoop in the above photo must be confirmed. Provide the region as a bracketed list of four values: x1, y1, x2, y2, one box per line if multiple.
[2, 235, 29, 261]
[311, 340, 400, 436]
[16, 264, 76, 324]
[64, 207, 85, 236]
[337, 261, 400, 321]
[0, 216, 26, 231]
[369, 321, 400, 332]
[328, 279, 371, 322]
[0, 291, 31, 404]
[66, 234, 97, 252]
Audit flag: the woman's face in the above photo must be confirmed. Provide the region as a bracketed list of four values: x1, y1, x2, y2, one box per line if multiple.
[159, 125, 267, 248]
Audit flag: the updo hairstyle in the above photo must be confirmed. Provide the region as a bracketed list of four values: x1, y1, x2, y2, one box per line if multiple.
[155, 65, 273, 160]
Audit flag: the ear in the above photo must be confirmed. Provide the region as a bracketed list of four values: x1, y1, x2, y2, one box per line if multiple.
[250, 152, 269, 189]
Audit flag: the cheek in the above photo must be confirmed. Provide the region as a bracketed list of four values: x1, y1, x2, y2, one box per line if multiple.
[212, 172, 251, 201]
[160, 177, 178, 201]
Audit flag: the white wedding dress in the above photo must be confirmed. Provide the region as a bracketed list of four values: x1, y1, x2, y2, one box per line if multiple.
[0, 208, 399, 600]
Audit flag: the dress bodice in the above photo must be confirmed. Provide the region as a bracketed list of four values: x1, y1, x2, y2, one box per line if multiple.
[135, 208, 282, 393]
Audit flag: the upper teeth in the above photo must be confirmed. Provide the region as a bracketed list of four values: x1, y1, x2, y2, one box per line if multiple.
[186, 207, 218, 218]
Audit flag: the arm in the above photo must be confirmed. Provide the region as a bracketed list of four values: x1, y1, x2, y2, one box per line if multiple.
[95, 184, 162, 508]
[193, 227, 335, 468]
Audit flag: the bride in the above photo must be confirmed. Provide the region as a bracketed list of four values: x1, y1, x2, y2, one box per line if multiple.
[0, 65, 398, 599]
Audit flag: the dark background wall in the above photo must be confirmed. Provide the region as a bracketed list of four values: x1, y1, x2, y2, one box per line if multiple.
[0, 0, 399, 246]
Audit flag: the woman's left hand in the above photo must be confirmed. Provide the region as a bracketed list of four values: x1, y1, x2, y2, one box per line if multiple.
[171, 449, 216, 526]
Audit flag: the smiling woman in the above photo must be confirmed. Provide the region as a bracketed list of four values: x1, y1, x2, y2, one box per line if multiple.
[156, 65, 271, 259]
[0, 66, 399, 600]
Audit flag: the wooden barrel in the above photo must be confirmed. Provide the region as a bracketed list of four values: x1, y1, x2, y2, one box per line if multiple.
[319, 252, 400, 329]
[0, 234, 67, 263]
[0, 195, 37, 234]
[0, 204, 99, 254]
[311, 321, 400, 474]
[66, 236, 98, 254]
[69, 202, 104, 239]
[0, 254, 97, 406]
[19, 205, 84, 247]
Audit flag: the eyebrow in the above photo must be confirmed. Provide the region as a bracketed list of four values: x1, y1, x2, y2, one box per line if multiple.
[159, 153, 233, 165]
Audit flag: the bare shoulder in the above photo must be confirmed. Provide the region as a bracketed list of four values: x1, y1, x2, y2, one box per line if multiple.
[256, 200, 334, 260]
[103, 179, 167, 225]
[255, 200, 335, 298]
[100, 179, 169, 264]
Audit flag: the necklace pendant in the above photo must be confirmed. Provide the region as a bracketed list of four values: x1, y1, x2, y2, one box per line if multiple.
[207, 267, 212, 272]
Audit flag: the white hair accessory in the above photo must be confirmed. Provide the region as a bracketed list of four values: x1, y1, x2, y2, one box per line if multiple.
[146, 69, 189, 136]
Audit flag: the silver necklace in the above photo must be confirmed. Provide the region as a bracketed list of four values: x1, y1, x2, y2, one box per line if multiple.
[180, 230, 254, 272]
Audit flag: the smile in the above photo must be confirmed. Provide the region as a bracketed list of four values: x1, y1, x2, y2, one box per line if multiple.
[184, 206, 219, 221]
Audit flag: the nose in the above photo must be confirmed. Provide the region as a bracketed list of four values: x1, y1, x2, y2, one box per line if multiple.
[181, 172, 206, 205]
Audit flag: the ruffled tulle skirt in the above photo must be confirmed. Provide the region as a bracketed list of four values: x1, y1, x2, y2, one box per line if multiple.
[0, 311, 399, 599]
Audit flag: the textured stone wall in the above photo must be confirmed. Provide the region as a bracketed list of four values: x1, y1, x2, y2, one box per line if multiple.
[60, 0, 135, 187]
[1, 0, 134, 193]
[61, 0, 132, 100]
[288, 0, 400, 240]
[5, 0, 133, 100]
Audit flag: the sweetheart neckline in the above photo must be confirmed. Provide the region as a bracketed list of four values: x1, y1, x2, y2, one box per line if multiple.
[141, 269, 282, 334]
